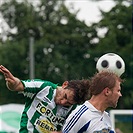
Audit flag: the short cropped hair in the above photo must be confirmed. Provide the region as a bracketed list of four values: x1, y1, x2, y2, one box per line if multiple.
[89, 71, 123, 96]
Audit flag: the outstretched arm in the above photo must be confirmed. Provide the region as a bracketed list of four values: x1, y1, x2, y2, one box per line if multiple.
[0, 65, 24, 91]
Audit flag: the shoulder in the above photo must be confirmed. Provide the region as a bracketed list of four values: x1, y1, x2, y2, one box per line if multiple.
[62, 102, 91, 132]
[21, 80, 57, 88]
[104, 111, 110, 117]
[68, 101, 91, 120]
[21, 80, 57, 95]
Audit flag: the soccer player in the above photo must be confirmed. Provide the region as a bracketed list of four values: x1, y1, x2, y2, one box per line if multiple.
[0, 65, 90, 133]
[51, 71, 123, 133]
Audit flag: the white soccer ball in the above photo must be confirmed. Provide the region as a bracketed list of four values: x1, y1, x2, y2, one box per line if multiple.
[96, 53, 125, 76]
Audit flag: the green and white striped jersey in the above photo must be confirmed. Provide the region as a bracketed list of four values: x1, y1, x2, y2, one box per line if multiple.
[19, 79, 76, 133]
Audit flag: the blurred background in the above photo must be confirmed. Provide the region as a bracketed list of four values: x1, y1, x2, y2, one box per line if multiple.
[0, 0, 132, 132]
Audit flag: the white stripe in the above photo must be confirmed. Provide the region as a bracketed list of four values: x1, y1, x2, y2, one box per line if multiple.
[27, 86, 51, 119]
[27, 120, 34, 133]
[23, 80, 43, 88]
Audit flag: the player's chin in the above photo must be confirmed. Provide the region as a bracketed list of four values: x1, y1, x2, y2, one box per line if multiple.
[113, 102, 118, 108]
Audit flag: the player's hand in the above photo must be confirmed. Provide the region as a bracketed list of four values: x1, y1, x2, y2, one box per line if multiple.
[0, 65, 21, 91]
[0, 65, 15, 80]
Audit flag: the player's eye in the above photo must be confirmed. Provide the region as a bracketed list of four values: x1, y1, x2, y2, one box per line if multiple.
[64, 93, 67, 99]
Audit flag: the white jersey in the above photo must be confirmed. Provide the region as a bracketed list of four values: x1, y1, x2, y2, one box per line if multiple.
[62, 101, 115, 133]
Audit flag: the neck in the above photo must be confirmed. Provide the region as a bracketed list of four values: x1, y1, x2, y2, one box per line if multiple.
[89, 95, 108, 112]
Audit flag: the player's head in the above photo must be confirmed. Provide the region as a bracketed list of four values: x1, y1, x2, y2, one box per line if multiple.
[89, 71, 123, 108]
[55, 79, 90, 106]
[66, 79, 90, 104]
[89, 71, 123, 96]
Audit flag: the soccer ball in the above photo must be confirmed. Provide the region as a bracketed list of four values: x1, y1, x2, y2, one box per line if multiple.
[96, 53, 125, 76]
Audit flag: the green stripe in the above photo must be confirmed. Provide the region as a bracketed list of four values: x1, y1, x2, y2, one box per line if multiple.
[30, 111, 41, 125]
[46, 87, 54, 101]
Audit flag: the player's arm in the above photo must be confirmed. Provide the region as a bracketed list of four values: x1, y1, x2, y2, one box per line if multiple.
[0, 65, 24, 91]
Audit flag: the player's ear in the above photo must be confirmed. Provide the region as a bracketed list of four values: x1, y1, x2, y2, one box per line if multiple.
[104, 87, 111, 96]
[62, 81, 69, 89]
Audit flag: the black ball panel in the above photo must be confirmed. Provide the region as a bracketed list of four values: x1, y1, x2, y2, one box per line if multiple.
[101, 60, 108, 68]
[116, 61, 122, 69]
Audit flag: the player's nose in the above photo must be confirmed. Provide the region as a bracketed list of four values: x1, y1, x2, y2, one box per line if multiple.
[119, 92, 122, 97]
[60, 99, 68, 105]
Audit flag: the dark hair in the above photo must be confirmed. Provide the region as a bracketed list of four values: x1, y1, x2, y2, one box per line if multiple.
[66, 79, 90, 104]
[89, 71, 123, 96]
